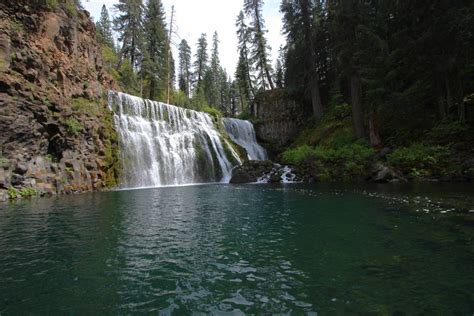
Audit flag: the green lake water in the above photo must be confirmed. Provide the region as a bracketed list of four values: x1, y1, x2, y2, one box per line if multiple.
[0, 183, 473, 314]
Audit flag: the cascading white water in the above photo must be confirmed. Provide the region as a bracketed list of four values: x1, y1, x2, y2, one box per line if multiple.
[223, 118, 268, 161]
[108, 91, 241, 188]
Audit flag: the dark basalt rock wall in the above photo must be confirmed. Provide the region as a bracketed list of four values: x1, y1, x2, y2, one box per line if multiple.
[0, 2, 120, 200]
[252, 89, 309, 157]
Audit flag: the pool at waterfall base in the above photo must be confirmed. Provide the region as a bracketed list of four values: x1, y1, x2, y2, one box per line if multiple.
[0, 183, 473, 314]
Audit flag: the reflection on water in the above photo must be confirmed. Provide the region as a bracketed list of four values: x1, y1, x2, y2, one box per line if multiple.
[0, 183, 473, 314]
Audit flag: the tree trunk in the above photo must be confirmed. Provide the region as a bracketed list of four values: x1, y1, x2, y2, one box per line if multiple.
[350, 72, 364, 138]
[149, 77, 156, 101]
[311, 76, 323, 119]
[299, 0, 323, 119]
[438, 99, 447, 119]
[369, 111, 382, 148]
[265, 66, 275, 90]
[436, 74, 447, 119]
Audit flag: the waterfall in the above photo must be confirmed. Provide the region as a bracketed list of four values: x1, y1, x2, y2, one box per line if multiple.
[108, 91, 241, 188]
[223, 118, 268, 161]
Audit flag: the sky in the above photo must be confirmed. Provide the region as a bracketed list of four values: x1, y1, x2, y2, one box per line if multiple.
[82, 0, 285, 76]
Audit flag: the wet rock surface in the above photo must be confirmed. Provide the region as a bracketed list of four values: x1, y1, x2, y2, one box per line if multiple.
[230, 160, 300, 184]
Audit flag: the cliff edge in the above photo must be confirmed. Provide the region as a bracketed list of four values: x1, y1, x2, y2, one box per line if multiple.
[0, 0, 121, 200]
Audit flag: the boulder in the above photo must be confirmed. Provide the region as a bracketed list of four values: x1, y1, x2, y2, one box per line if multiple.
[230, 160, 274, 184]
[229, 168, 256, 184]
[11, 173, 25, 186]
[0, 189, 8, 202]
[0, 169, 9, 189]
[13, 163, 28, 175]
[230, 160, 300, 184]
[371, 163, 407, 183]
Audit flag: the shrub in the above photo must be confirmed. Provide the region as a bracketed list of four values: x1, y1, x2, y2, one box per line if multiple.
[8, 187, 38, 199]
[0, 156, 9, 168]
[427, 121, 469, 144]
[65, 118, 84, 135]
[282, 144, 375, 166]
[72, 98, 99, 117]
[281, 145, 318, 165]
[387, 143, 451, 177]
[45, 0, 59, 10]
[63, 0, 78, 17]
[282, 143, 375, 180]
[170, 90, 189, 108]
[237, 111, 252, 120]
[330, 103, 351, 119]
[202, 106, 223, 121]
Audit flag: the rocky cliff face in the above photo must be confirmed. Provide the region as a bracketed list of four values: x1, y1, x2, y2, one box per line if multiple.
[252, 89, 309, 157]
[0, 1, 120, 201]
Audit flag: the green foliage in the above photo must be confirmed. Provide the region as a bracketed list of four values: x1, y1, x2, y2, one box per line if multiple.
[193, 33, 209, 90]
[281, 145, 317, 165]
[44, 0, 59, 10]
[426, 121, 470, 145]
[118, 60, 139, 94]
[45, 154, 57, 163]
[113, 0, 144, 69]
[96, 4, 114, 48]
[282, 144, 374, 166]
[202, 106, 223, 121]
[8, 187, 38, 200]
[0, 157, 9, 168]
[10, 20, 24, 35]
[191, 86, 208, 111]
[293, 105, 353, 148]
[178, 39, 192, 100]
[170, 90, 189, 108]
[71, 98, 100, 117]
[330, 103, 351, 120]
[143, 0, 168, 101]
[64, 118, 84, 135]
[236, 111, 252, 120]
[63, 0, 77, 17]
[387, 144, 451, 177]
[98, 103, 122, 188]
[102, 45, 121, 82]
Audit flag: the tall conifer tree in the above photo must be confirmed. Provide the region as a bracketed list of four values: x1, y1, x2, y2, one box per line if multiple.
[96, 4, 114, 49]
[113, 0, 144, 69]
[143, 0, 167, 100]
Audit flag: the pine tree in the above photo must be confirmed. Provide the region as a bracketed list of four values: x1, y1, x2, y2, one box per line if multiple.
[281, 0, 324, 119]
[193, 33, 208, 92]
[243, 0, 274, 90]
[113, 0, 144, 69]
[206, 31, 222, 107]
[178, 39, 192, 99]
[142, 0, 167, 100]
[235, 11, 254, 112]
[96, 4, 114, 48]
[275, 47, 285, 89]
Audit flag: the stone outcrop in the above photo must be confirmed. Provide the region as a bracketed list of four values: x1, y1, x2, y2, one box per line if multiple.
[230, 161, 275, 184]
[371, 162, 407, 183]
[252, 89, 309, 156]
[0, 1, 120, 200]
[230, 160, 300, 184]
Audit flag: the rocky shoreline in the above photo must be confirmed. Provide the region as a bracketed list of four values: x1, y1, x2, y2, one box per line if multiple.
[229, 159, 471, 185]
